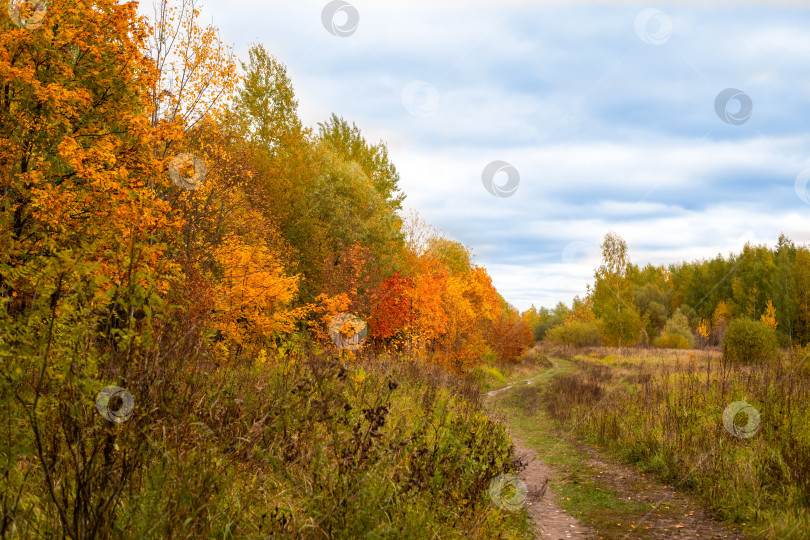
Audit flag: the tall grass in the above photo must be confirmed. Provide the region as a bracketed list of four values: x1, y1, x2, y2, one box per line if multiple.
[539, 345, 810, 538]
[1, 350, 532, 538]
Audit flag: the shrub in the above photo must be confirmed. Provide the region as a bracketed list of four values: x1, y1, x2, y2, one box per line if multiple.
[723, 318, 780, 364]
[468, 364, 506, 388]
[545, 321, 601, 347]
[7, 354, 530, 537]
[652, 333, 692, 350]
[662, 311, 695, 348]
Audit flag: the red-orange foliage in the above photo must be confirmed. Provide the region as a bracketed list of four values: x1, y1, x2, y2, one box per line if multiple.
[490, 312, 534, 363]
[365, 233, 527, 371]
[369, 272, 413, 340]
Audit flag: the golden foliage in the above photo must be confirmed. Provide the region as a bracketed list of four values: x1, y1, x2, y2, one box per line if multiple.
[761, 299, 778, 330]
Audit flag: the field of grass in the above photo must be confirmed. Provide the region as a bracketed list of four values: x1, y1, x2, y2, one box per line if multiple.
[534, 343, 810, 538]
[1, 352, 534, 539]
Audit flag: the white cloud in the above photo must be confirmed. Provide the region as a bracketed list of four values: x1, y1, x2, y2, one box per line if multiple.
[147, 0, 810, 311]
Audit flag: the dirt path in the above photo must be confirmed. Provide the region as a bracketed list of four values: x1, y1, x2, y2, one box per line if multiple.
[485, 359, 744, 539]
[510, 432, 592, 539]
[486, 363, 593, 539]
[485, 364, 557, 400]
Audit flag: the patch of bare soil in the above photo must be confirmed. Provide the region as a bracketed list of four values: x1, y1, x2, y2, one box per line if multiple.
[513, 432, 594, 539]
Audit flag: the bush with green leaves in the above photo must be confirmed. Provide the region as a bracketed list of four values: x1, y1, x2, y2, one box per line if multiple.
[468, 364, 506, 391]
[723, 318, 780, 364]
[658, 311, 696, 348]
[544, 321, 601, 347]
[3, 350, 533, 538]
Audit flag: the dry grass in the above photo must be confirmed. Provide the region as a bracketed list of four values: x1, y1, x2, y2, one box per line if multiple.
[537, 343, 810, 539]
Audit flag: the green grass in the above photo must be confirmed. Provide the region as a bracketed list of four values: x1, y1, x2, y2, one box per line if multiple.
[468, 345, 554, 393]
[467, 364, 507, 393]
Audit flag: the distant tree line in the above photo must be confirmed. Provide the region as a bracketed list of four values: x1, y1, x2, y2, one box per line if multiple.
[524, 232, 810, 351]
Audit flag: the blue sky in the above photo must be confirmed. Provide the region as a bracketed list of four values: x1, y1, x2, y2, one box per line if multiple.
[187, 0, 810, 311]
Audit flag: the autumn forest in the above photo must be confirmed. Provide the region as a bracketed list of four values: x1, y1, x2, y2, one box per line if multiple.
[2, 0, 809, 538]
[1, 0, 534, 537]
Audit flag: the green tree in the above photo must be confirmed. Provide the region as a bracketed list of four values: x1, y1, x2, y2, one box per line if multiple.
[232, 44, 302, 150]
[592, 232, 642, 349]
[318, 114, 404, 211]
[729, 243, 776, 319]
[633, 282, 669, 338]
[299, 147, 404, 300]
[660, 310, 695, 348]
[229, 43, 320, 284]
[774, 234, 797, 344]
[794, 248, 810, 346]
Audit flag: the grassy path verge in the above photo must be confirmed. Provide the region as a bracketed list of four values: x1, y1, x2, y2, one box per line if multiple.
[487, 357, 743, 539]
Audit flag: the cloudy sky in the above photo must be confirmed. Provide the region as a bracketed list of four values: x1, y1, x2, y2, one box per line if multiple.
[189, 0, 810, 311]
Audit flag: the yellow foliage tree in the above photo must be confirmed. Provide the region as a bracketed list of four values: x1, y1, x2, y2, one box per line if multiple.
[761, 299, 778, 330]
[212, 238, 304, 358]
[565, 295, 596, 324]
[697, 318, 710, 339]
